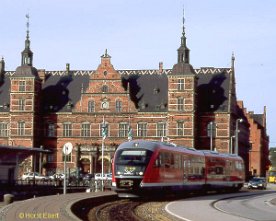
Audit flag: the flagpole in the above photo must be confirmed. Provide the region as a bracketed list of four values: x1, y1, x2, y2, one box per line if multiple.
[101, 115, 105, 191]
[127, 82, 132, 142]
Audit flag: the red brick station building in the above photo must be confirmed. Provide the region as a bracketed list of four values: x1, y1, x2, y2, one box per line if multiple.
[0, 19, 269, 180]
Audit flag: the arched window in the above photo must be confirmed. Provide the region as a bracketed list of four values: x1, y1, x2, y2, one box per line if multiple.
[116, 100, 122, 112]
[88, 100, 95, 112]
[102, 85, 108, 93]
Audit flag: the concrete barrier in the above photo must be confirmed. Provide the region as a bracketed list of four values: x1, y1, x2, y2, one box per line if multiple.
[3, 194, 14, 205]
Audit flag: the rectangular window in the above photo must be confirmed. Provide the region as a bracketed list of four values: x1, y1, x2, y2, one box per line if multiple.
[63, 123, 72, 137]
[177, 121, 184, 136]
[19, 81, 26, 92]
[47, 154, 55, 162]
[119, 123, 128, 137]
[178, 79, 184, 91]
[137, 123, 147, 137]
[0, 123, 8, 137]
[177, 98, 184, 111]
[18, 121, 25, 136]
[19, 99, 25, 111]
[47, 123, 56, 137]
[156, 122, 166, 137]
[81, 123, 90, 137]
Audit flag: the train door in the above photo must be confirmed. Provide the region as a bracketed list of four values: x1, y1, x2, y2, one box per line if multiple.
[183, 155, 189, 183]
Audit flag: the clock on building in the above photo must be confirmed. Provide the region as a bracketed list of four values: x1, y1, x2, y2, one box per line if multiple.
[101, 101, 109, 109]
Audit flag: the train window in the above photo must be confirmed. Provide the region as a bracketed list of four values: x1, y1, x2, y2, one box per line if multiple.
[215, 167, 223, 175]
[115, 149, 152, 165]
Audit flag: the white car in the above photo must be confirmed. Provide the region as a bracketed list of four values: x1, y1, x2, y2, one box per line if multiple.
[94, 173, 112, 180]
[21, 172, 48, 181]
[49, 173, 65, 180]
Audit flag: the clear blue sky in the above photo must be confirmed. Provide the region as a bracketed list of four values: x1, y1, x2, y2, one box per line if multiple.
[1, 0, 275, 147]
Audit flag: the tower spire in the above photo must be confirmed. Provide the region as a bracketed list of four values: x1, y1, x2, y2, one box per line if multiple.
[181, 6, 186, 46]
[21, 14, 33, 66]
[177, 5, 190, 64]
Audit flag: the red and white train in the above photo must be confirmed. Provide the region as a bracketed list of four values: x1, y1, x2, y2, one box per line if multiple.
[112, 140, 245, 197]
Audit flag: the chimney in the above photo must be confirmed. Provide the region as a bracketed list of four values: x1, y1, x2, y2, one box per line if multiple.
[159, 62, 163, 73]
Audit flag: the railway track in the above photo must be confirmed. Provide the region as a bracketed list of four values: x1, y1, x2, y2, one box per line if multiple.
[88, 199, 143, 221]
[85, 197, 182, 221]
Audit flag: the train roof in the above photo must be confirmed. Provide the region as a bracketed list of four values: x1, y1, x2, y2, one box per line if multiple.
[201, 150, 243, 160]
[117, 140, 243, 160]
[117, 140, 204, 156]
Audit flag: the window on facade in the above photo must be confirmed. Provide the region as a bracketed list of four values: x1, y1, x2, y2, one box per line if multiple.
[177, 97, 184, 111]
[63, 122, 72, 137]
[19, 99, 25, 111]
[0, 122, 8, 137]
[116, 100, 122, 112]
[137, 123, 147, 137]
[47, 154, 55, 162]
[88, 100, 95, 112]
[178, 79, 184, 91]
[18, 121, 25, 136]
[81, 122, 91, 137]
[177, 121, 184, 136]
[19, 81, 26, 92]
[62, 152, 72, 162]
[119, 122, 128, 137]
[47, 123, 56, 137]
[102, 85, 108, 93]
[157, 122, 166, 137]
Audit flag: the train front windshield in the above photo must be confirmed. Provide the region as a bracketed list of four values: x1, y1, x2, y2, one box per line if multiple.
[114, 149, 153, 176]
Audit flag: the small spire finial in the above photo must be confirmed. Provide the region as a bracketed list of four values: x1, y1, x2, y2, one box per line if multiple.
[182, 5, 185, 36]
[26, 14, 30, 38]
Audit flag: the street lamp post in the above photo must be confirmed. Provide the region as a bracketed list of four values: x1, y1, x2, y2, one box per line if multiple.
[230, 135, 235, 154]
[234, 118, 243, 155]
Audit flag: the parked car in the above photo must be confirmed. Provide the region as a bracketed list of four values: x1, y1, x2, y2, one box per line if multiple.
[94, 173, 112, 180]
[106, 173, 112, 181]
[247, 177, 267, 189]
[83, 173, 94, 182]
[21, 172, 49, 181]
[49, 173, 65, 180]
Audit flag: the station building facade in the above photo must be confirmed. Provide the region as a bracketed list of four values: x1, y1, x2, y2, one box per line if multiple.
[0, 21, 269, 178]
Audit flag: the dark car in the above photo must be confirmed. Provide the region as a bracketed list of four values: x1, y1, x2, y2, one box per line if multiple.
[247, 177, 267, 189]
[83, 173, 94, 181]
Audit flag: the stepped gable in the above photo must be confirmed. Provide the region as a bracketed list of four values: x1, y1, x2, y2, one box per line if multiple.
[252, 114, 264, 127]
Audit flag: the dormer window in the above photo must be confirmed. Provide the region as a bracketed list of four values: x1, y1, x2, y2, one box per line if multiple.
[153, 88, 160, 94]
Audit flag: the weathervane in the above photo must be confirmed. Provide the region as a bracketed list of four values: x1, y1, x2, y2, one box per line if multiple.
[182, 5, 185, 36]
[26, 14, 30, 37]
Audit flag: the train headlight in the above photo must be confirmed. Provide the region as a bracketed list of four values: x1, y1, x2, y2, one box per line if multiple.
[117, 171, 121, 175]
[139, 172, 143, 176]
